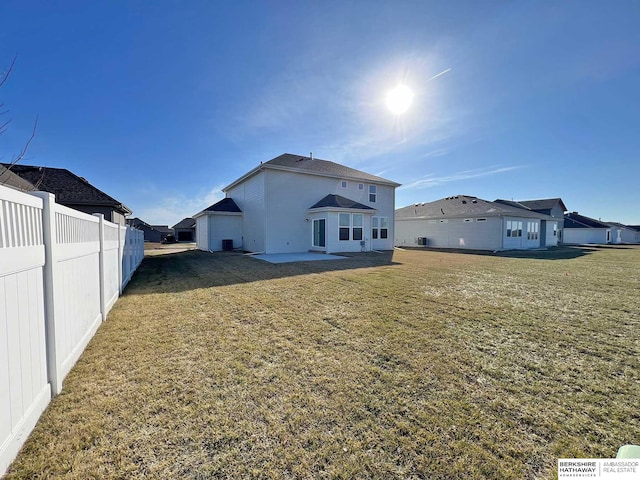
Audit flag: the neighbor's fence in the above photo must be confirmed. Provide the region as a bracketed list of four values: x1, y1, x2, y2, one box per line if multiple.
[0, 185, 143, 474]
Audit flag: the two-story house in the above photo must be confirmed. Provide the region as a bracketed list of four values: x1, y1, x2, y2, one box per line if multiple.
[194, 153, 400, 254]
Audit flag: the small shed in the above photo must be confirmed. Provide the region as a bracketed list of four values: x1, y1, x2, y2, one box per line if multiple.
[194, 198, 243, 251]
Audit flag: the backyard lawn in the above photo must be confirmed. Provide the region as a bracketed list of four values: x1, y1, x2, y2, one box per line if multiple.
[6, 245, 640, 479]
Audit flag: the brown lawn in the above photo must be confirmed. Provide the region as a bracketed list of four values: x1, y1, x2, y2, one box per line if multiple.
[6, 245, 640, 479]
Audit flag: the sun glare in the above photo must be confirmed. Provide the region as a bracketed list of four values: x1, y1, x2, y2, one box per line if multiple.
[385, 84, 414, 115]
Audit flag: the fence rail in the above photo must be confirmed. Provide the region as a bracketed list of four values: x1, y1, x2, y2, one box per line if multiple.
[0, 185, 143, 475]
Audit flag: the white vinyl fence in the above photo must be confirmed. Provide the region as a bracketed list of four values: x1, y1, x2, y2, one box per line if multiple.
[0, 185, 143, 475]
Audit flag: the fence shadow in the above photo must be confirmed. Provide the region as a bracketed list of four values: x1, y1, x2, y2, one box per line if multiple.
[125, 250, 400, 295]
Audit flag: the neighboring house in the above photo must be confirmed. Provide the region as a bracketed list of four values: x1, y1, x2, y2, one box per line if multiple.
[0, 164, 35, 191]
[127, 217, 170, 242]
[603, 222, 640, 244]
[494, 198, 567, 243]
[172, 217, 196, 242]
[563, 212, 613, 244]
[194, 153, 400, 253]
[395, 195, 559, 251]
[0, 163, 131, 224]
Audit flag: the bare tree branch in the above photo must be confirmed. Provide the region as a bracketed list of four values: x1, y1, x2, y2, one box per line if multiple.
[0, 56, 16, 88]
[1, 56, 40, 189]
[6, 115, 38, 168]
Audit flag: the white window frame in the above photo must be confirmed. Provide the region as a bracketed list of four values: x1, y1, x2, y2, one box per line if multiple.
[369, 185, 377, 203]
[372, 216, 388, 240]
[506, 220, 523, 238]
[341, 180, 348, 189]
[339, 213, 350, 241]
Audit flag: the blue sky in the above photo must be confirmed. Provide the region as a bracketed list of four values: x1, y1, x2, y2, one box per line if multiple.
[2, 1, 639, 226]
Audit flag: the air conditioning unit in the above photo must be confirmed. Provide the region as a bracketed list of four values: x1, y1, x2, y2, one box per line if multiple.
[417, 237, 428, 246]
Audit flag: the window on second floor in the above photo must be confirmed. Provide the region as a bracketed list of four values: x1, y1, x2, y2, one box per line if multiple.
[369, 185, 377, 202]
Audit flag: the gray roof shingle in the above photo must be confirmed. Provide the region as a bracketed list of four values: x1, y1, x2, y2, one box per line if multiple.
[1, 163, 131, 214]
[563, 212, 610, 229]
[396, 195, 553, 220]
[309, 194, 375, 210]
[172, 217, 196, 229]
[0, 164, 35, 191]
[224, 153, 400, 191]
[203, 197, 242, 213]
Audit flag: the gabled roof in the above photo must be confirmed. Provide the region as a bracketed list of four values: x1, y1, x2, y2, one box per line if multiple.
[1, 163, 131, 214]
[223, 153, 401, 191]
[604, 221, 636, 229]
[151, 225, 172, 234]
[396, 195, 554, 220]
[309, 194, 375, 210]
[127, 217, 164, 233]
[172, 217, 196, 229]
[193, 197, 243, 218]
[494, 198, 567, 213]
[203, 197, 242, 213]
[563, 212, 610, 229]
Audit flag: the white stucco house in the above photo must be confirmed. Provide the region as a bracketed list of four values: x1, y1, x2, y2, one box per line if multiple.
[395, 195, 559, 251]
[194, 153, 400, 254]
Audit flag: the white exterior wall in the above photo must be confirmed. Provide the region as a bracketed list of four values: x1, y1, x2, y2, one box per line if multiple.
[502, 217, 544, 250]
[262, 170, 395, 254]
[196, 216, 208, 251]
[611, 227, 639, 244]
[227, 172, 266, 253]
[563, 228, 611, 245]
[395, 217, 503, 250]
[208, 214, 243, 251]
[544, 221, 559, 247]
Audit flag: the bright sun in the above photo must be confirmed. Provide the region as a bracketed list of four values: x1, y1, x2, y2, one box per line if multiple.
[385, 84, 414, 115]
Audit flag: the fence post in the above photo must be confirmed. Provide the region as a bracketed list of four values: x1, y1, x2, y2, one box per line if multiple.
[93, 214, 106, 321]
[118, 224, 124, 294]
[32, 191, 62, 396]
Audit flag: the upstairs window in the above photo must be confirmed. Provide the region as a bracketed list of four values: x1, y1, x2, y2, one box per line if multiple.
[358, 183, 364, 190]
[369, 185, 377, 203]
[341, 180, 348, 189]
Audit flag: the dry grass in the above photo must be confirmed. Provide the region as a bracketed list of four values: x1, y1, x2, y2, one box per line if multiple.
[6, 245, 640, 479]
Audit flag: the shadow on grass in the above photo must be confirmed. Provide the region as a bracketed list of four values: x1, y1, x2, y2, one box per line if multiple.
[125, 249, 400, 294]
[401, 245, 597, 260]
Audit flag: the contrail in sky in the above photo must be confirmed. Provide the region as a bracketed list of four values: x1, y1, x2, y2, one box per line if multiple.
[428, 68, 451, 81]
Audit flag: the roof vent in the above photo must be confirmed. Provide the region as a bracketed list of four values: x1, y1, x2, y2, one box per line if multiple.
[472, 200, 477, 204]
[462, 200, 467, 204]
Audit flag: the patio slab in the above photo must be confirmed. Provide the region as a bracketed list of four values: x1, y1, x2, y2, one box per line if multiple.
[251, 252, 347, 264]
